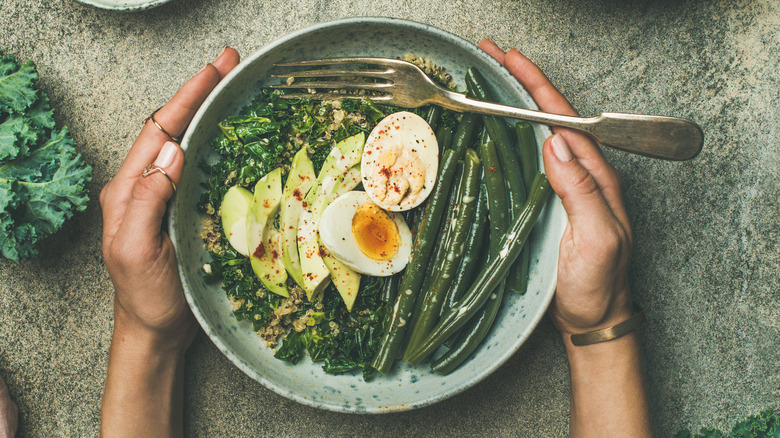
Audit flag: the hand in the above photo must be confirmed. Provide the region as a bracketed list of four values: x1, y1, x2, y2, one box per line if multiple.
[100, 47, 241, 352]
[479, 41, 652, 437]
[0, 375, 17, 438]
[478, 40, 634, 335]
[100, 48, 241, 438]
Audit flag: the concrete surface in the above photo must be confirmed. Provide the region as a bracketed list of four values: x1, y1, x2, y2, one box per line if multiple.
[1, 0, 778, 436]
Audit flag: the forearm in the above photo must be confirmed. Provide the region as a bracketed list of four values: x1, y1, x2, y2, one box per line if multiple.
[0, 375, 17, 438]
[565, 332, 654, 437]
[101, 322, 187, 438]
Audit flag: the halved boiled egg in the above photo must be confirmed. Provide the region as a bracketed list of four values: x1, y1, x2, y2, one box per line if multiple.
[361, 111, 438, 211]
[319, 191, 412, 276]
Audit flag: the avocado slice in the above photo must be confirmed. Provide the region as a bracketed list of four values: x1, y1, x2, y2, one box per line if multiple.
[298, 133, 365, 301]
[247, 168, 288, 298]
[297, 207, 329, 300]
[320, 243, 360, 312]
[330, 164, 362, 202]
[304, 132, 366, 209]
[281, 148, 316, 288]
[219, 185, 253, 256]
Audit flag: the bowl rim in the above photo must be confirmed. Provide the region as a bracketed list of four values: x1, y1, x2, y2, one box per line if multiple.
[173, 16, 561, 414]
[71, 0, 171, 11]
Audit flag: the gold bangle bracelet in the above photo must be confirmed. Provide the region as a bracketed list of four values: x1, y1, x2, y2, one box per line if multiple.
[570, 304, 646, 346]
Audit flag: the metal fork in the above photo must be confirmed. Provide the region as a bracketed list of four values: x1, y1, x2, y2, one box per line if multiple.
[272, 57, 703, 161]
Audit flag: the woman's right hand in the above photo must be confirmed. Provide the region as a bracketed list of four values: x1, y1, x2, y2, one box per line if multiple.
[478, 40, 634, 336]
[479, 39, 652, 438]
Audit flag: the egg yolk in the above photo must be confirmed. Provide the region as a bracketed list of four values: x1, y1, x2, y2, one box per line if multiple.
[351, 203, 400, 261]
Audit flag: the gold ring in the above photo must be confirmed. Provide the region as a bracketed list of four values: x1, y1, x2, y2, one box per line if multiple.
[142, 164, 177, 192]
[144, 106, 182, 143]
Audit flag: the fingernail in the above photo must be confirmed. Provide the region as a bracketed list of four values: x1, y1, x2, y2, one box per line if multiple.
[217, 46, 228, 58]
[197, 63, 210, 74]
[154, 141, 178, 168]
[551, 134, 574, 162]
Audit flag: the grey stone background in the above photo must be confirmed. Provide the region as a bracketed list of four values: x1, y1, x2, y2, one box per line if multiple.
[1, 0, 778, 436]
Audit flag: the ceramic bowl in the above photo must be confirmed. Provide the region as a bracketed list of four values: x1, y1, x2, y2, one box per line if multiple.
[72, 0, 171, 11]
[170, 17, 566, 413]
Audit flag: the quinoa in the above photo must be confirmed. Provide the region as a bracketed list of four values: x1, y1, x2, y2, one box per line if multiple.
[403, 54, 456, 90]
[292, 308, 315, 332]
[200, 214, 225, 255]
[257, 286, 306, 347]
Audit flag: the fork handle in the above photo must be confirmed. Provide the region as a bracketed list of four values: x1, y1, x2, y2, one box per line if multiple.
[435, 90, 704, 161]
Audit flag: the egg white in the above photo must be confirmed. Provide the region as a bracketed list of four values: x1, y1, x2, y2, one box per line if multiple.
[319, 191, 412, 277]
[361, 111, 438, 211]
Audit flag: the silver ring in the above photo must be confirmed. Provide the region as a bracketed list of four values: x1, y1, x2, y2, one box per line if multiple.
[142, 164, 177, 192]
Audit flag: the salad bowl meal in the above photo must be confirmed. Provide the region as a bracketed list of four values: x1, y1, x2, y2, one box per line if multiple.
[170, 17, 567, 413]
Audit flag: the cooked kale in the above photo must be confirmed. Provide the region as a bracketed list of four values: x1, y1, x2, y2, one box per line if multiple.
[275, 276, 388, 379]
[208, 246, 282, 331]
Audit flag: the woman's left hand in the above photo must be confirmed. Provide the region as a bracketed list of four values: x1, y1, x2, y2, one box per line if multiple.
[100, 47, 240, 352]
[0, 375, 17, 438]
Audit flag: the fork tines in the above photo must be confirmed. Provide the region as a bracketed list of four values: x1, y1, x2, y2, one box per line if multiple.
[271, 57, 403, 101]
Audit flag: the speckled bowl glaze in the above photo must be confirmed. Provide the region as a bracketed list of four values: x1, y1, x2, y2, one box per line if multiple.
[170, 17, 566, 413]
[71, 0, 171, 11]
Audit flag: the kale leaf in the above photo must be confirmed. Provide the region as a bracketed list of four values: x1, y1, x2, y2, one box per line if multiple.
[0, 51, 91, 264]
[674, 407, 779, 438]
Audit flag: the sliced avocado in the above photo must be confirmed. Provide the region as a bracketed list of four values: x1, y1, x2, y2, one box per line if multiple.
[247, 168, 288, 298]
[220, 185, 253, 256]
[305, 132, 365, 209]
[298, 133, 366, 300]
[297, 207, 330, 300]
[330, 164, 362, 203]
[320, 242, 361, 312]
[281, 148, 316, 288]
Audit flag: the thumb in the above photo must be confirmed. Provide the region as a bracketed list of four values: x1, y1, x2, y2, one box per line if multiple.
[542, 134, 614, 232]
[115, 141, 184, 246]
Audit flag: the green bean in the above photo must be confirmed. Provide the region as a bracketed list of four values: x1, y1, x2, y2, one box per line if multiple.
[504, 122, 539, 294]
[444, 183, 488, 312]
[479, 141, 510, 244]
[381, 274, 400, 304]
[412, 203, 425, 235]
[466, 68, 527, 216]
[478, 124, 490, 145]
[405, 173, 552, 364]
[506, 243, 530, 294]
[430, 162, 464, 278]
[431, 283, 504, 375]
[371, 149, 461, 374]
[436, 125, 454, 153]
[450, 113, 480, 156]
[403, 149, 481, 360]
[425, 106, 443, 131]
[515, 121, 538, 193]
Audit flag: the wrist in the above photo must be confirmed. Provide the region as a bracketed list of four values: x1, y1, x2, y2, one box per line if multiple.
[564, 331, 655, 437]
[112, 305, 196, 358]
[550, 287, 633, 335]
[103, 315, 188, 438]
